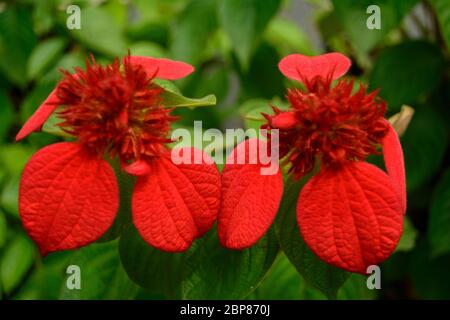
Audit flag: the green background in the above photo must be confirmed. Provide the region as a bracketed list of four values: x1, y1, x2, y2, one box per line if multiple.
[0, 0, 449, 300]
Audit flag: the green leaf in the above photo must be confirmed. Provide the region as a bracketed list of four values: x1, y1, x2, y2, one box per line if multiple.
[0, 210, 6, 248]
[337, 274, 377, 300]
[69, 7, 127, 57]
[98, 162, 134, 242]
[429, 169, 450, 257]
[119, 226, 185, 298]
[0, 144, 34, 176]
[39, 51, 85, 85]
[0, 234, 36, 294]
[370, 41, 445, 111]
[219, 0, 282, 69]
[395, 217, 418, 253]
[181, 227, 279, 299]
[170, 0, 218, 65]
[248, 253, 328, 300]
[402, 106, 448, 192]
[11, 251, 70, 300]
[410, 240, 450, 299]
[332, 0, 419, 55]
[0, 90, 14, 142]
[0, 176, 20, 218]
[27, 37, 67, 80]
[60, 240, 138, 300]
[160, 87, 216, 109]
[183, 65, 230, 105]
[264, 18, 316, 57]
[430, 0, 450, 52]
[129, 41, 166, 58]
[275, 179, 350, 299]
[0, 7, 37, 87]
[241, 43, 284, 99]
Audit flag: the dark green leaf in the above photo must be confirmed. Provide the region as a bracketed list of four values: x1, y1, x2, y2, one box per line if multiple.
[275, 179, 350, 299]
[0, 7, 37, 87]
[241, 43, 284, 99]
[98, 162, 134, 242]
[219, 0, 282, 68]
[170, 0, 218, 65]
[12, 251, 70, 300]
[181, 227, 279, 299]
[119, 226, 185, 298]
[0, 90, 14, 142]
[337, 274, 377, 300]
[370, 41, 445, 111]
[0, 210, 6, 248]
[27, 37, 67, 80]
[60, 240, 138, 299]
[332, 0, 419, 55]
[402, 106, 448, 191]
[69, 7, 127, 57]
[39, 52, 85, 85]
[248, 253, 328, 300]
[430, 0, 450, 52]
[0, 233, 36, 294]
[410, 240, 450, 299]
[429, 169, 450, 257]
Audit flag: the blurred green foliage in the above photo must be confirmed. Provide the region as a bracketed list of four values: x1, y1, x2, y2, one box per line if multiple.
[0, 0, 450, 300]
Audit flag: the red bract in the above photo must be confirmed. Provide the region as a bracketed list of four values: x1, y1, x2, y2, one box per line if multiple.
[18, 55, 221, 255]
[219, 53, 406, 274]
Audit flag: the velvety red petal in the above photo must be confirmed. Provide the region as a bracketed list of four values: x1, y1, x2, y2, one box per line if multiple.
[128, 56, 194, 80]
[278, 53, 351, 83]
[218, 139, 284, 249]
[16, 89, 59, 141]
[382, 123, 406, 213]
[132, 148, 221, 252]
[19, 142, 119, 255]
[297, 161, 403, 274]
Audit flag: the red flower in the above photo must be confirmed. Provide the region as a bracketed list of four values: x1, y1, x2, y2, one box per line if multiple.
[17, 55, 221, 255]
[218, 53, 406, 273]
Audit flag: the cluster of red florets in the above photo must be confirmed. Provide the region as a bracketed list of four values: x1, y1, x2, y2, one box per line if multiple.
[56, 56, 176, 164]
[264, 74, 389, 178]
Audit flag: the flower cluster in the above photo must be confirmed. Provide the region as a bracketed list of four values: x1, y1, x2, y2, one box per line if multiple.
[17, 55, 221, 255]
[18, 52, 407, 274]
[217, 53, 406, 273]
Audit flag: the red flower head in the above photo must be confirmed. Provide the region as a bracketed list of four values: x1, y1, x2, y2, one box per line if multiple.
[17, 55, 221, 255]
[218, 53, 406, 274]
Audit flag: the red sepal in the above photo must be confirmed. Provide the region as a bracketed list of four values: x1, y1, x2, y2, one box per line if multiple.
[297, 161, 403, 273]
[278, 53, 351, 83]
[19, 142, 119, 255]
[128, 56, 194, 80]
[132, 148, 221, 252]
[218, 139, 284, 249]
[382, 124, 407, 213]
[16, 89, 59, 141]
